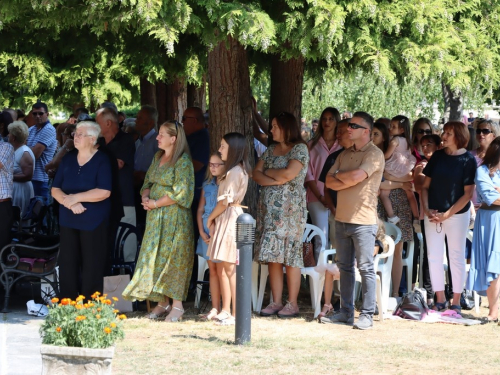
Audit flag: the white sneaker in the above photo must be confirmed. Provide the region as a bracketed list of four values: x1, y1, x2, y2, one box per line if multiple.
[387, 216, 400, 225]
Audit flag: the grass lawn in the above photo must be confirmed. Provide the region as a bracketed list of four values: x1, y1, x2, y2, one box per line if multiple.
[113, 300, 499, 375]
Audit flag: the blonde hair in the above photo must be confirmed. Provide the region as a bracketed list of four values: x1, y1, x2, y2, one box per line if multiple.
[159, 121, 191, 166]
[7, 121, 29, 143]
[204, 151, 223, 183]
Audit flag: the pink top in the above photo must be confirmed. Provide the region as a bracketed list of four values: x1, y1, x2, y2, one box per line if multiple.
[305, 137, 342, 203]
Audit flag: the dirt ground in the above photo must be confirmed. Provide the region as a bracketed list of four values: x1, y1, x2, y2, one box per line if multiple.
[113, 298, 498, 375]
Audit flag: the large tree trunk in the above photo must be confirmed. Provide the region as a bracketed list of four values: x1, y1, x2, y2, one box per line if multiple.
[269, 54, 304, 122]
[140, 77, 156, 107]
[155, 79, 187, 125]
[187, 76, 207, 112]
[442, 81, 463, 123]
[208, 36, 257, 215]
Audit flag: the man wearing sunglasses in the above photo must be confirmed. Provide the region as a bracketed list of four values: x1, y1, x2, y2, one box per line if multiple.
[324, 112, 385, 330]
[26, 101, 57, 204]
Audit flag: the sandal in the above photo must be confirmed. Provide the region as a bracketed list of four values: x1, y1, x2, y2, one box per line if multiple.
[433, 301, 449, 312]
[145, 303, 171, 320]
[480, 317, 498, 325]
[450, 304, 462, 314]
[199, 308, 219, 321]
[214, 315, 235, 326]
[214, 310, 231, 322]
[317, 303, 333, 321]
[164, 306, 184, 322]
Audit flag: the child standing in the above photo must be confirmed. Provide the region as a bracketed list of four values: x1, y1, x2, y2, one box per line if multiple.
[206, 132, 251, 326]
[196, 152, 225, 321]
[380, 116, 419, 229]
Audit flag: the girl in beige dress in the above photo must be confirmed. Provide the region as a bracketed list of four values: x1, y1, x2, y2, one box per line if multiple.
[206, 132, 251, 326]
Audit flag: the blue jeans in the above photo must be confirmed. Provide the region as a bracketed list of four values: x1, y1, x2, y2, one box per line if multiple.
[32, 180, 50, 206]
[335, 221, 377, 318]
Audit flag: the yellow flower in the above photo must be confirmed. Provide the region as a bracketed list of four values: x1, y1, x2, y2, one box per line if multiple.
[103, 294, 108, 298]
[56, 327, 62, 332]
[51, 298, 59, 304]
[70, 301, 76, 306]
[88, 303, 95, 307]
[113, 309, 119, 314]
[104, 327, 111, 334]
[104, 299, 112, 305]
[119, 314, 127, 320]
[97, 308, 102, 312]
[110, 323, 116, 328]
[76, 295, 85, 302]
[94, 291, 101, 296]
[112, 297, 119, 301]
[75, 315, 86, 322]
[96, 314, 101, 319]
[83, 304, 89, 308]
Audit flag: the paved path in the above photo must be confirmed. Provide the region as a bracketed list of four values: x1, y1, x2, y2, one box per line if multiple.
[1, 305, 43, 375]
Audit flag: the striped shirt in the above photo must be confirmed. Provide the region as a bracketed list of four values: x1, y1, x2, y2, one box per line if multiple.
[27, 122, 57, 182]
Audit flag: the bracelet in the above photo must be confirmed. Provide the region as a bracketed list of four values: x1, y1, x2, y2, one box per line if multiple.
[154, 200, 158, 208]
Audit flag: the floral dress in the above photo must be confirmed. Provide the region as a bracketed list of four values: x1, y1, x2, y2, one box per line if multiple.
[255, 143, 309, 267]
[123, 152, 194, 302]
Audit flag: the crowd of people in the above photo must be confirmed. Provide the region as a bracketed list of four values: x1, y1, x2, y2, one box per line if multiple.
[1, 100, 499, 329]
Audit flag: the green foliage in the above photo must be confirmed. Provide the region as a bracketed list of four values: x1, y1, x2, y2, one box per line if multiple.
[40, 294, 126, 349]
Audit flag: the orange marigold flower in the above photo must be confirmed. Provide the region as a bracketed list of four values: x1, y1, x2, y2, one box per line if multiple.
[112, 297, 119, 301]
[110, 322, 116, 328]
[97, 308, 102, 312]
[94, 291, 101, 296]
[56, 327, 62, 332]
[60, 299, 69, 306]
[119, 314, 127, 320]
[113, 309, 119, 313]
[75, 315, 86, 322]
[103, 294, 108, 298]
[70, 301, 76, 306]
[104, 327, 112, 334]
[83, 304, 89, 308]
[51, 298, 59, 304]
[96, 314, 101, 319]
[76, 295, 85, 302]
[104, 300, 112, 305]
[88, 303, 95, 307]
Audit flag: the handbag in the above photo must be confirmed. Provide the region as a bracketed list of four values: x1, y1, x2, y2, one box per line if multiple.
[103, 275, 133, 313]
[393, 289, 429, 320]
[303, 241, 316, 267]
[460, 289, 479, 310]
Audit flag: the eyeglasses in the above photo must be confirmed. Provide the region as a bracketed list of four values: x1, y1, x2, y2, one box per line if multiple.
[171, 120, 182, 132]
[209, 162, 225, 168]
[32, 111, 46, 117]
[72, 132, 93, 139]
[181, 116, 197, 122]
[417, 129, 432, 135]
[348, 123, 367, 130]
[476, 128, 493, 135]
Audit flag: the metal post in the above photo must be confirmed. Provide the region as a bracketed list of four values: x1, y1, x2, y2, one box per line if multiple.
[235, 213, 255, 345]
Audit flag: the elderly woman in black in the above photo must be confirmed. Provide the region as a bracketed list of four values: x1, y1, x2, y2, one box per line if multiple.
[52, 121, 112, 298]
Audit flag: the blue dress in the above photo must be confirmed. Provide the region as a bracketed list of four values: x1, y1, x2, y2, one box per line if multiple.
[467, 165, 500, 296]
[195, 178, 218, 260]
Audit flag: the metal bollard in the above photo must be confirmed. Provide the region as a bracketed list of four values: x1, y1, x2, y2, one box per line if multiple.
[235, 213, 256, 345]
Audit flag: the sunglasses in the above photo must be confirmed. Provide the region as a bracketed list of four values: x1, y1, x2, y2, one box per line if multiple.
[209, 162, 225, 168]
[417, 129, 432, 135]
[476, 128, 493, 135]
[348, 123, 367, 130]
[181, 116, 197, 122]
[32, 111, 46, 117]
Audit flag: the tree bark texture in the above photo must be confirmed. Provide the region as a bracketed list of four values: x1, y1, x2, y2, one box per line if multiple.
[155, 79, 187, 125]
[187, 76, 207, 112]
[441, 81, 463, 123]
[140, 77, 156, 107]
[269, 54, 304, 122]
[208, 36, 258, 215]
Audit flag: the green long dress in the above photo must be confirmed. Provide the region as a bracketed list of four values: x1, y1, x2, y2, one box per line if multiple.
[123, 152, 194, 302]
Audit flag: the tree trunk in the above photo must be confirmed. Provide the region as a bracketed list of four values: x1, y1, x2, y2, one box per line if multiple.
[140, 77, 156, 107]
[155, 79, 187, 125]
[441, 81, 463, 123]
[269, 54, 304, 123]
[187, 76, 207, 112]
[208, 36, 257, 215]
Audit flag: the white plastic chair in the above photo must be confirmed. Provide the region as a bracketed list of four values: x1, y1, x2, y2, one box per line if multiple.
[194, 256, 209, 308]
[401, 240, 415, 294]
[256, 224, 327, 317]
[380, 222, 401, 310]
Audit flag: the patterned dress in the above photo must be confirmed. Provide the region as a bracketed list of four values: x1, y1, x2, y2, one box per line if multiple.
[377, 189, 413, 242]
[255, 143, 309, 268]
[123, 152, 194, 302]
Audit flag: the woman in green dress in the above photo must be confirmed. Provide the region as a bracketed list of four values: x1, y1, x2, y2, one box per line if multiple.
[123, 120, 194, 322]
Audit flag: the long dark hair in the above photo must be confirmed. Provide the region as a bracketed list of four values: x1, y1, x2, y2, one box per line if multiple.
[482, 136, 500, 176]
[391, 115, 412, 150]
[373, 121, 390, 152]
[221, 132, 251, 180]
[412, 117, 433, 145]
[273, 111, 307, 146]
[309, 107, 341, 149]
